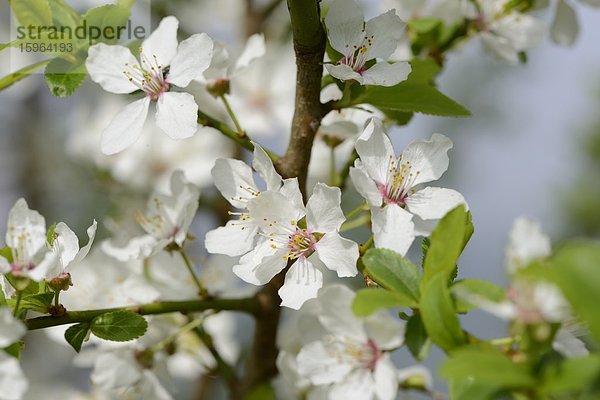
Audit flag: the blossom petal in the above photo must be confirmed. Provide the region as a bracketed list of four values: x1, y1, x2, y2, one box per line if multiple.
[101, 235, 161, 262]
[551, 0, 579, 46]
[505, 217, 551, 274]
[355, 118, 395, 184]
[141, 16, 179, 67]
[252, 142, 281, 191]
[325, 63, 364, 84]
[233, 33, 266, 72]
[233, 242, 287, 285]
[168, 33, 214, 87]
[155, 92, 198, 140]
[324, 0, 365, 55]
[297, 340, 353, 385]
[401, 133, 453, 186]
[480, 31, 519, 64]
[371, 205, 415, 255]
[373, 356, 400, 400]
[279, 259, 323, 310]
[306, 183, 345, 232]
[493, 13, 546, 52]
[405, 187, 466, 221]
[349, 166, 382, 207]
[73, 220, 98, 265]
[364, 9, 405, 60]
[314, 233, 358, 277]
[0, 353, 28, 400]
[361, 61, 411, 87]
[0, 308, 26, 348]
[279, 178, 305, 212]
[101, 97, 150, 155]
[6, 199, 46, 259]
[329, 369, 375, 400]
[205, 220, 257, 256]
[86, 43, 139, 94]
[364, 312, 404, 350]
[247, 191, 306, 233]
[317, 284, 366, 340]
[211, 158, 257, 209]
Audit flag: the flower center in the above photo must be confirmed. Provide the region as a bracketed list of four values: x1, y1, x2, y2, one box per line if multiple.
[378, 155, 420, 206]
[340, 29, 375, 74]
[123, 48, 170, 101]
[324, 336, 382, 371]
[287, 229, 317, 260]
[135, 197, 177, 240]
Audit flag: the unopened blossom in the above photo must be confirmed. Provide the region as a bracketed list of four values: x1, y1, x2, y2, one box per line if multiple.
[86, 16, 213, 154]
[349, 118, 466, 255]
[324, 0, 411, 86]
[473, 0, 546, 64]
[103, 171, 200, 261]
[0, 199, 95, 283]
[204, 144, 287, 257]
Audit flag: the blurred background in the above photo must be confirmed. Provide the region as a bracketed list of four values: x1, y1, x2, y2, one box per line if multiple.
[1, 0, 600, 398]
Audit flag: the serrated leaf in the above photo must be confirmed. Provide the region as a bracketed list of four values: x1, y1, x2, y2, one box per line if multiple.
[405, 313, 431, 361]
[441, 346, 537, 388]
[362, 248, 421, 306]
[9, 0, 52, 27]
[65, 323, 90, 353]
[44, 58, 86, 97]
[550, 241, 600, 344]
[353, 83, 470, 117]
[452, 279, 505, 313]
[420, 273, 465, 352]
[421, 205, 470, 292]
[19, 292, 54, 313]
[352, 288, 413, 316]
[91, 310, 148, 342]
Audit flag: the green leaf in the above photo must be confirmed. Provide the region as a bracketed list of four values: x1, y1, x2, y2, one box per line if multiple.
[244, 383, 276, 400]
[0, 59, 52, 92]
[90, 310, 148, 342]
[4, 341, 25, 359]
[419, 273, 465, 352]
[49, 0, 80, 29]
[64, 323, 91, 353]
[44, 58, 87, 97]
[449, 378, 500, 400]
[0, 246, 13, 264]
[406, 59, 441, 84]
[550, 241, 600, 344]
[362, 248, 421, 306]
[441, 346, 536, 388]
[83, 4, 132, 46]
[9, 0, 53, 27]
[542, 355, 600, 394]
[421, 205, 469, 292]
[353, 83, 470, 117]
[19, 292, 54, 313]
[405, 313, 431, 361]
[452, 279, 505, 313]
[408, 18, 442, 34]
[352, 288, 413, 316]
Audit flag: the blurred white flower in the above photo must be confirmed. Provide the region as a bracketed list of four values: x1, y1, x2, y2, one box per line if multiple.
[0, 307, 26, 348]
[0, 352, 28, 400]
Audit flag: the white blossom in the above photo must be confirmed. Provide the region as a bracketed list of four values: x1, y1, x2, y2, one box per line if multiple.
[0, 352, 28, 400]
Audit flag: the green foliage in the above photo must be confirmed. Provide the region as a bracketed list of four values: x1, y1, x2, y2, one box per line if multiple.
[19, 292, 54, 313]
[90, 310, 148, 342]
[419, 273, 465, 352]
[452, 279, 506, 313]
[361, 248, 421, 307]
[405, 313, 431, 361]
[441, 346, 536, 388]
[549, 241, 600, 344]
[352, 288, 412, 316]
[9, 0, 53, 27]
[0, 246, 13, 264]
[244, 383, 276, 400]
[64, 323, 91, 353]
[421, 205, 471, 292]
[4, 341, 25, 359]
[44, 58, 87, 97]
[83, 4, 132, 45]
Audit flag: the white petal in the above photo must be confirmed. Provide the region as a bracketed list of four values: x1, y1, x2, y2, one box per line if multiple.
[247, 191, 305, 233]
[349, 166, 383, 207]
[317, 284, 366, 340]
[297, 340, 352, 385]
[361, 61, 411, 87]
[397, 365, 434, 391]
[205, 220, 257, 256]
[0, 308, 26, 347]
[141, 16, 179, 67]
[279, 259, 323, 309]
[329, 369, 375, 400]
[27, 251, 59, 281]
[0, 353, 28, 400]
[168, 33, 214, 87]
[373, 356, 400, 400]
[72, 220, 98, 265]
[324, 0, 366, 55]
[202, 42, 230, 81]
[505, 217, 551, 274]
[306, 183, 345, 232]
[315, 233, 358, 277]
[371, 205, 415, 256]
[355, 118, 395, 184]
[279, 178, 305, 212]
[401, 133, 453, 186]
[553, 327, 589, 358]
[234, 33, 266, 72]
[101, 235, 160, 262]
[325, 63, 364, 84]
[91, 351, 141, 390]
[551, 0, 579, 46]
[6, 199, 46, 260]
[233, 242, 287, 285]
[155, 92, 199, 140]
[252, 142, 281, 191]
[364, 312, 404, 350]
[364, 10, 405, 60]
[405, 187, 466, 221]
[493, 13, 546, 52]
[480, 31, 519, 65]
[101, 97, 150, 155]
[86, 43, 138, 94]
[211, 158, 257, 209]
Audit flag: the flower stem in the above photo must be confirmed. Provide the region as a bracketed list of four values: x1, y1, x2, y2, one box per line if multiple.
[340, 213, 370, 232]
[13, 291, 23, 317]
[150, 317, 205, 353]
[179, 249, 209, 298]
[329, 146, 337, 186]
[54, 290, 60, 308]
[344, 202, 367, 221]
[219, 94, 245, 138]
